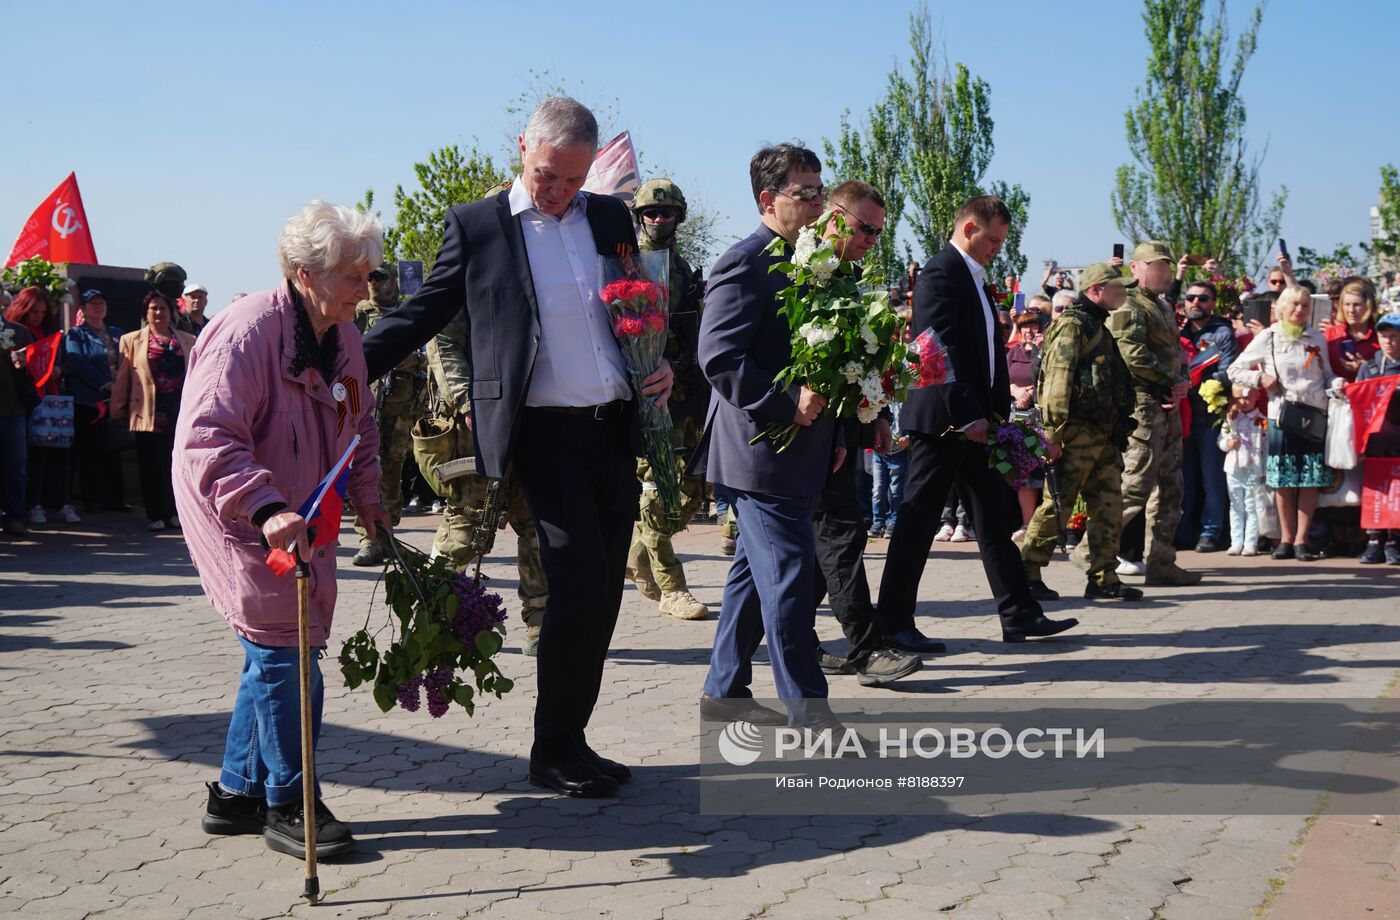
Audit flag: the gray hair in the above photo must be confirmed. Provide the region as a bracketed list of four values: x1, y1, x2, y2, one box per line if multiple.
[278, 200, 383, 278]
[1051, 290, 1076, 309]
[522, 96, 599, 152]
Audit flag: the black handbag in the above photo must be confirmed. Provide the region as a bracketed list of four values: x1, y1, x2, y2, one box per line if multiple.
[1268, 333, 1327, 445]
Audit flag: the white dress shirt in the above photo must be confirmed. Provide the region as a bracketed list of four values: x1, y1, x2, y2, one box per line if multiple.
[508, 179, 631, 407]
[950, 239, 996, 388]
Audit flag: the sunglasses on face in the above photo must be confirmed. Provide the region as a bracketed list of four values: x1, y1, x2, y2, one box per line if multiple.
[1184, 294, 1215, 302]
[773, 184, 826, 204]
[841, 211, 883, 237]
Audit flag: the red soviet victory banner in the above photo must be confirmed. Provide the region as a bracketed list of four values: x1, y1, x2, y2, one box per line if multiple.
[1345, 374, 1400, 455]
[1361, 458, 1400, 529]
[5, 172, 98, 268]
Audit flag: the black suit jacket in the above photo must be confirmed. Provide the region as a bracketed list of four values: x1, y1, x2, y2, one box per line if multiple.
[899, 242, 1012, 436]
[361, 188, 639, 478]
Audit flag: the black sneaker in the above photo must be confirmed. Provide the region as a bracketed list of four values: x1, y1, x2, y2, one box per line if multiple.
[201, 782, 266, 835]
[856, 649, 922, 687]
[1360, 541, 1386, 565]
[264, 799, 356, 859]
[1388, 543, 1400, 566]
[1271, 542, 1294, 560]
[818, 647, 855, 675]
[1026, 580, 1060, 601]
[1084, 581, 1144, 601]
[1194, 536, 1226, 553]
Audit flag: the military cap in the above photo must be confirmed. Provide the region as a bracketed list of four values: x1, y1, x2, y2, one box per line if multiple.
[1079, 262, 1138, 290]
[1131, 241, 1174, 264]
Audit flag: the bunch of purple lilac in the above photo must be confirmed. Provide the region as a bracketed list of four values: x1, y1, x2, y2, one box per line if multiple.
[450, 574, 507, 646]
[989, 418, 1051, 481]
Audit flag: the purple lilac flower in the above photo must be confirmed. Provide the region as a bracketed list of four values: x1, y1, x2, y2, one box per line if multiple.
[396, 676, 423, 712]
[424, 666, 453, 719]
[450, 576, 508, 646]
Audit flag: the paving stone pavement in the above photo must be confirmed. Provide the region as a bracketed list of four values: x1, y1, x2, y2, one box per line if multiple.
[1, 510, 1397, 920]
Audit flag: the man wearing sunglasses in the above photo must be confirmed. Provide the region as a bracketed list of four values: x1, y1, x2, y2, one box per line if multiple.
[1175, 281, 1239, 554]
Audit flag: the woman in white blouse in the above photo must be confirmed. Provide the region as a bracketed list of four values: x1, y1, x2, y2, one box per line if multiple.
[1228, 285, 1345, 561]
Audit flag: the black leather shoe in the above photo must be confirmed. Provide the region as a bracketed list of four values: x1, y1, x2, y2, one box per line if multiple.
[1293, 543, 1320, 562]
[528, 755, 619, 798]
[580, 746, 632, 784]
[263, 799, 356, 858]
[699, 694, 787, 725]
[1002, 616, 1080, 643]
[1271, 542, 1294, 560]
[1026, 580, 1060, 601]
[201, 781, 265, 835]
[883, 628, 947, 655]
[1084, 581, 1144, 601]
[1194, 536, 1226, 553]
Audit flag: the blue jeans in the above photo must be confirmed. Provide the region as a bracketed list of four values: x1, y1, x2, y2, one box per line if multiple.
[870, 450, 908, 531]
[1178, 428, 1229, 542]
[220, 636, 323, 807]
[703, 486, 829, 724]
[0, 415, 27, 518]
[1225, 467, 1261, 550]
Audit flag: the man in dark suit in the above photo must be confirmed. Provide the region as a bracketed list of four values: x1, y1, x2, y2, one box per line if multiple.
[361, 97, 673, 798]
[691, 143, 840, 727]
[877, 196, 1079, 643]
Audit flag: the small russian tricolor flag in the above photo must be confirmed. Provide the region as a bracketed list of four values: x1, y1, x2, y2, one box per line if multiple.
[266, 434, 360, 577]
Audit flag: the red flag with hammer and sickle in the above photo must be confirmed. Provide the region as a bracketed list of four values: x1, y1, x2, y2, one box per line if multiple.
[5, 172, 98, 268]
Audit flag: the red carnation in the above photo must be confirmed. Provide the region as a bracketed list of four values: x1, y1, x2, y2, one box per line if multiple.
[613, 314, 645, 338]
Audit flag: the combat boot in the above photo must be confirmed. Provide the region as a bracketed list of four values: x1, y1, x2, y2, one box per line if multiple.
[352, 540, 386, 567]
[659, 590, 710, 620]
[1144, 563, 1202, 586]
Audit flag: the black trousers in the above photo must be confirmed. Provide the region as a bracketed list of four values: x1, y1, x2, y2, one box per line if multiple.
[26, 445, 71, 510]
[512, 407, 640, 763]
[73, 403, 126, 510]
[813, 456, 891, 669]
[134, 430, 176, 522]
[878, 431, 1041, 630]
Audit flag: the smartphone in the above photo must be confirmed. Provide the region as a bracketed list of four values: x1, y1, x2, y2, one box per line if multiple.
[1112, 243, 1124, 260]
[1184, 253, 1209, 266]
[1242, 296, 1272, 328]
[1309, 294, 1332, 328]
[1339, 338, 1359, 359]
[1278, 238, 1289, 260]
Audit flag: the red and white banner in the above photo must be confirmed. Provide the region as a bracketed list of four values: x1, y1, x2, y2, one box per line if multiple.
[1361, 458, 1400, 529]
[583, 131, 641, 201]
[1345, 374, 1400, 455]
[6, 172, 98, 268]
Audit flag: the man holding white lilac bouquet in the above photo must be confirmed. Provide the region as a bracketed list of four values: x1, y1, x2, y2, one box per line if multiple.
[691, 143, 840, 726]
[877, 196, 1080, 644]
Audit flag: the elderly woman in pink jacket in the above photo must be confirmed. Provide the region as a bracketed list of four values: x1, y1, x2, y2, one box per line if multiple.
[173, 200, 390, 860]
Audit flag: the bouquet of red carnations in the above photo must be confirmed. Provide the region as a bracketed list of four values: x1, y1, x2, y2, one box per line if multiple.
[600, 251, 684, 529]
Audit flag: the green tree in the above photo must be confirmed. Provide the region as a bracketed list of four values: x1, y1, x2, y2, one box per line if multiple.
[826, 5, 1029, 283]
[1112, 0, 1286, 273]
[1371, 164, 1400, 274]
[364, 144, 508, 272]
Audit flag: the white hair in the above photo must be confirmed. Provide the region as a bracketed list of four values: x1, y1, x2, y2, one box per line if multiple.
[1052, 290, 1076, 309]
[522, 96, 599, 152]
[278, 200, 383, 279]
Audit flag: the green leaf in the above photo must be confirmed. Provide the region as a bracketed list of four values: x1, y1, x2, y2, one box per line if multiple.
[475, 629, 503, 658]
[372, 680, 396, 713]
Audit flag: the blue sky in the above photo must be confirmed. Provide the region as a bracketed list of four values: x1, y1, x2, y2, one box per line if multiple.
[4, 0, 1393, 308]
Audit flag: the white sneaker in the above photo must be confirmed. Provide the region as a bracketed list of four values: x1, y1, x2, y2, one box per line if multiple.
[1242, 545, 1260, 557]
[147, 519, 166, 532]
[951, 524, 972, 543]
[1116, 557, 1146, 576]
[934, 523, 955, 542]
[56, 504, 82, 524]
[430, 501, 445, 514]
[27, 505, 46, 525]
[1011, 527, 1027, 542]
[1226, 544, 1243, 556]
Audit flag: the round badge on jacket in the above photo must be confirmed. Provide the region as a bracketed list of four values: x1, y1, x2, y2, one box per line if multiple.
[332, 382, 347, 403]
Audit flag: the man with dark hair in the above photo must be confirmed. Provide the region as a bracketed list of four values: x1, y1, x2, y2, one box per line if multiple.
[877, 195, 1079, 644]
[692, 142, 840, 725]
[1176, 279, 1238, 553]
[809, 183, 922, 687]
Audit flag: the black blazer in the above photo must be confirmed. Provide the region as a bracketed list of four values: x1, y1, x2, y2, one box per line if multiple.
[361, 188, 639, 479]
[899, 242, 1012, 437]
[689, 225, 837, 499]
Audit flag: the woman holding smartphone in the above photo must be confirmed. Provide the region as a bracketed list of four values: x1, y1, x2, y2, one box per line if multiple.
[1325, 278, 1379, 382]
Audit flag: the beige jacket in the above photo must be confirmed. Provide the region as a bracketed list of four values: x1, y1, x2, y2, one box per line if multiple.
[110, 326, 196, 432]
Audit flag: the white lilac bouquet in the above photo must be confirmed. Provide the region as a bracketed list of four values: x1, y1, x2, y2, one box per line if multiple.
[755, 213, 952, 451]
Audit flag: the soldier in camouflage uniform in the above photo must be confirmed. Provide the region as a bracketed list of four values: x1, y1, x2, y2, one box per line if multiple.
[352, 264, 428, 566]
[623, 178, 712, 620]
[1094, 241, 1201, 586]
[1021, 262, 1142, 600]
[429, 290, 549, 654]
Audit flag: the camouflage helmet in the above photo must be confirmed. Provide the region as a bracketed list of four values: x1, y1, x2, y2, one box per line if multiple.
[631, 178, 687, 224]
[145, 262, 187, 301]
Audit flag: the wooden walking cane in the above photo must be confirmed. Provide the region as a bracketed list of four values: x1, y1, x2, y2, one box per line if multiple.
[296, 553, 320, 906]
